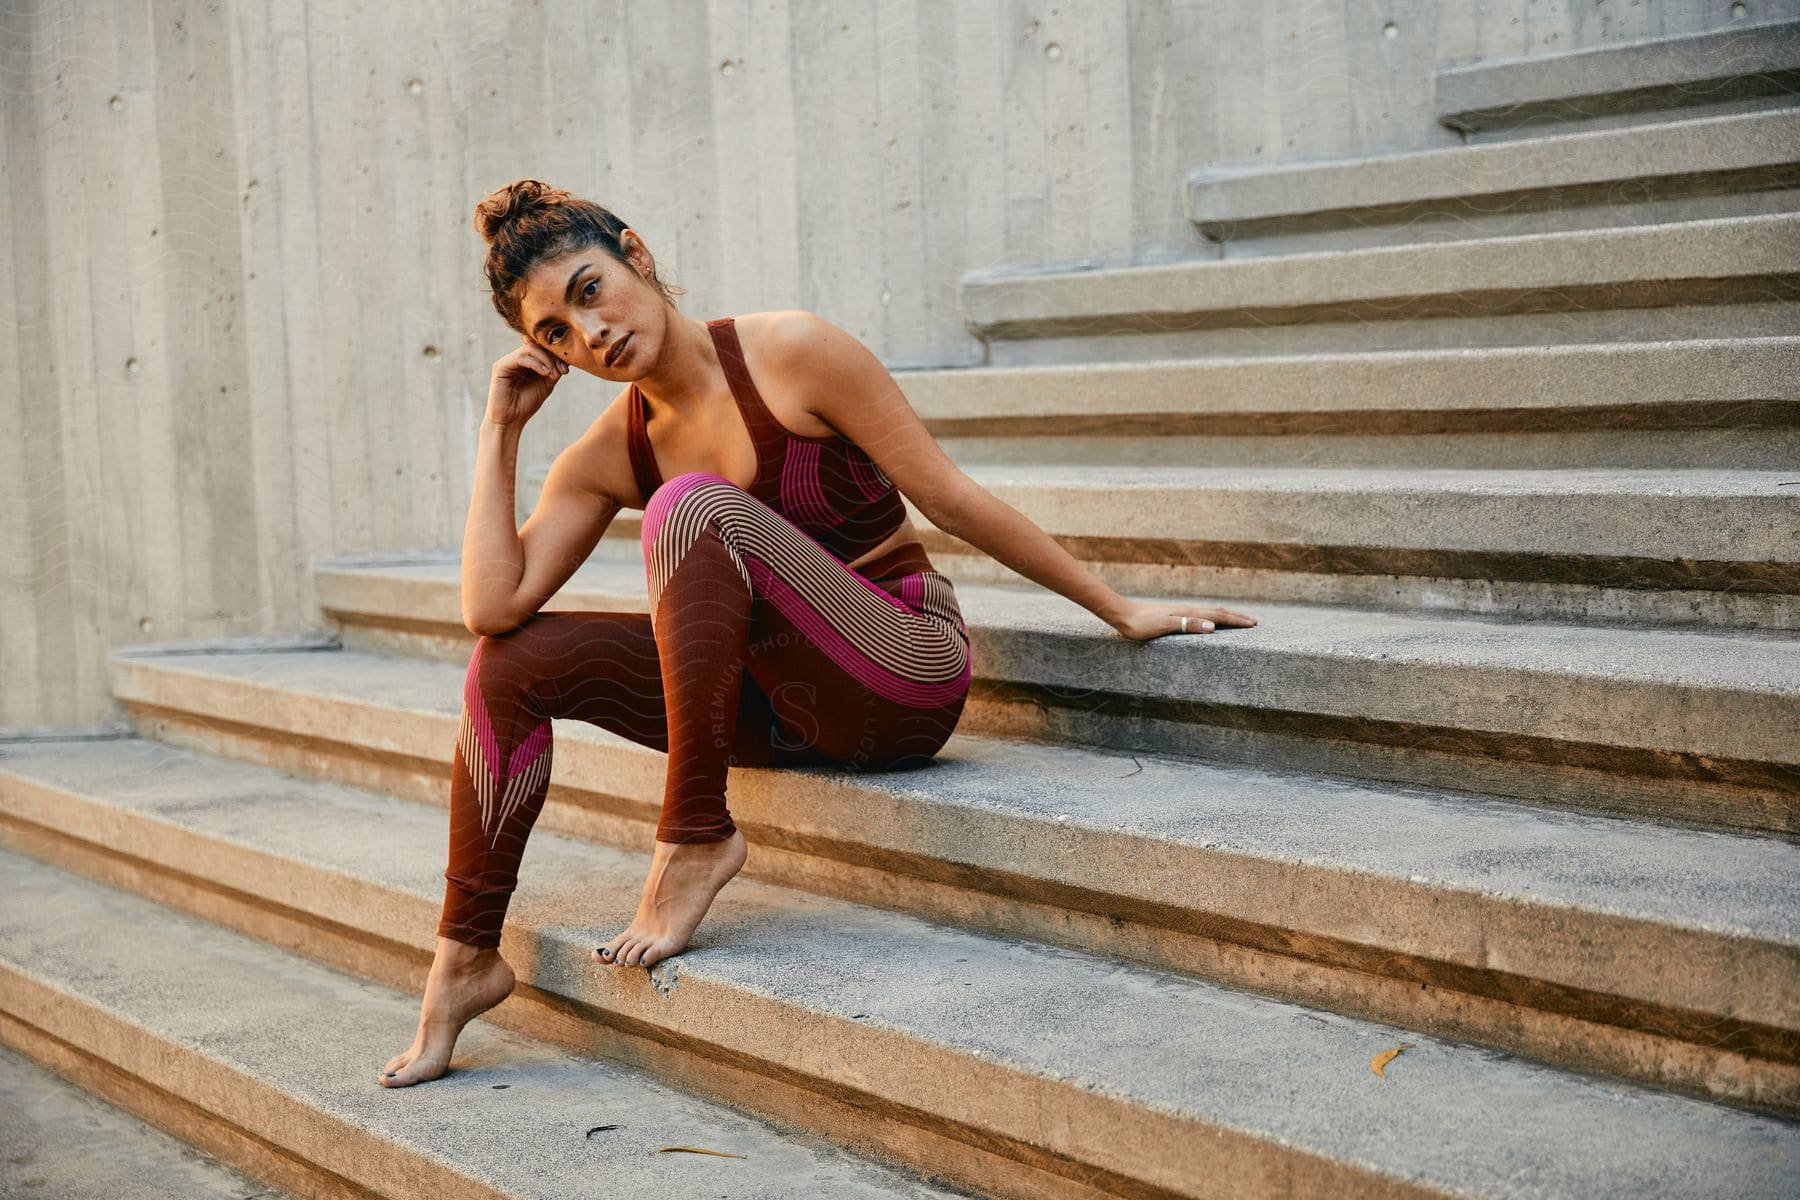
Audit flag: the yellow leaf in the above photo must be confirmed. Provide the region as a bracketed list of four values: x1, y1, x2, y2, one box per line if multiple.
[1370, 1043, 1415, 1077]
[655, 1145, 748, 1159]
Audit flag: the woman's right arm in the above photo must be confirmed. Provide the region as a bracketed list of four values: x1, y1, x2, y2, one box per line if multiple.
[460, 416, 530, 634]
[461, 338, 618, 635]
[461, 415, 621, 636]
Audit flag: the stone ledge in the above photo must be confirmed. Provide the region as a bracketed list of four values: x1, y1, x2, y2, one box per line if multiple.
[2, 813, 1795, 1199]
[41, 658, 1799, 1108]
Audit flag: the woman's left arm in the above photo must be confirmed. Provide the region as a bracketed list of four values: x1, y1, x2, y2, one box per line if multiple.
[772, 312, 1258, 642]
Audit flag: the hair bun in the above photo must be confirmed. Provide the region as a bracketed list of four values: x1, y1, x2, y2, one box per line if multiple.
[473, 179, 573, 242]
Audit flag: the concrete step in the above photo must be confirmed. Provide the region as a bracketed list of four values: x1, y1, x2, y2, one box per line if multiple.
[305, 559, 1800, 834]
[920, 463, 1797, 620]
[1186, 108, 1800, 255]
[0, 1040, 295, 1199]
[959, 212, 1800, 363]
[64, 643, 1799, 1110]
[0, 849, 982, 1200]
[912, 337, 1800, 471]
[891, 336, 1800, 442]
[1434, 20, 1800, 137]
[2, 771, 1795, 1199]
[572, 463, 1796, 630]
[512, 340, 1796, 485]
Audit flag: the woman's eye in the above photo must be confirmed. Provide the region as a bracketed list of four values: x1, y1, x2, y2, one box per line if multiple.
[583, 280, 598, 298]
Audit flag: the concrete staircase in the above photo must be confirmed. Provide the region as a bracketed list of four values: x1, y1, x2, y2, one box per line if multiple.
[4, 22, 1798, 1200]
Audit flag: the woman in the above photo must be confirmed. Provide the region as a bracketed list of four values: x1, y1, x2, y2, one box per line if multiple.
[380, 180, 1257, 1087]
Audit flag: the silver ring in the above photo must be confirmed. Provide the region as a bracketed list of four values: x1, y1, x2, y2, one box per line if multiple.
[1180, 616, 1189, 634]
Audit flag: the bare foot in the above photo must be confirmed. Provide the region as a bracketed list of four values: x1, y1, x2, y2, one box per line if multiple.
[594, 828, 749, 968]
[378, 936, 516, 1087]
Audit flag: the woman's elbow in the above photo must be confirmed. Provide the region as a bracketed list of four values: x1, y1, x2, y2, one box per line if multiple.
[463, 606, 519, 638]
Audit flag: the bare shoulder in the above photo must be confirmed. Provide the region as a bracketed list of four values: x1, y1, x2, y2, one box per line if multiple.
[733, 309, 863, 436]
[735, 309, 840, 366]
[547, 387, 640, 509]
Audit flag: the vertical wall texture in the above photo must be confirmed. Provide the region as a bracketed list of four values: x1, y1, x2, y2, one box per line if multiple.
[1, 0, 1787, 725]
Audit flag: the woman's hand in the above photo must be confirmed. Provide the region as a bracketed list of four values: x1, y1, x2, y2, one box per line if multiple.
[1107, 598, 1259, 642]
[484, 334, 569, 429]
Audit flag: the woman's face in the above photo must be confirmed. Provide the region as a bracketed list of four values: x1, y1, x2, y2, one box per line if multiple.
[517, 236, 662, 377]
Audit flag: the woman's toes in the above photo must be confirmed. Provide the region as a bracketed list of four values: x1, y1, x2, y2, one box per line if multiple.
[382, 1054, 447, 1088]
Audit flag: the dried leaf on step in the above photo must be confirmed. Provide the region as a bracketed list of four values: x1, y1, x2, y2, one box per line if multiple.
[656, 1145, 748, 1159]
[1370, 1043, 1415, 1077]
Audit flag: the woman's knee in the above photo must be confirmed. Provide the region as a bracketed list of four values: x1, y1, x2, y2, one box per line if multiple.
[464, 620, 560, 702]
[641, 472, 754, 559]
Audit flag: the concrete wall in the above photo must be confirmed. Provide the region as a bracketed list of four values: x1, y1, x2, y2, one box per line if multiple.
[1, 0, 1784, 727]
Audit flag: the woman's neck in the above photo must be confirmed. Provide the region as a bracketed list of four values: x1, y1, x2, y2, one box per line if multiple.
[632, 314, 727, 420]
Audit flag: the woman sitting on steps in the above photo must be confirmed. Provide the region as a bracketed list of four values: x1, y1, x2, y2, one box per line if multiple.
[380, 178, 1257, 1088]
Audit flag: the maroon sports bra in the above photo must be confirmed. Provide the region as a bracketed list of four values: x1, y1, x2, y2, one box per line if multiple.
[625, 316, 913, 568]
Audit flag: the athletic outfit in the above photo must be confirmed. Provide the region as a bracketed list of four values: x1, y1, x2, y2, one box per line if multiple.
[438, 316, 972, 949]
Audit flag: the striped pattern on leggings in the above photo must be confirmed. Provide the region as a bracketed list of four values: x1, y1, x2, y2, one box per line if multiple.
[642, 471, 970, 708]
[435, 470, 974, 948]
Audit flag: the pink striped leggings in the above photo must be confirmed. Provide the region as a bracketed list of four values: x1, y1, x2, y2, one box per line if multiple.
[439, 471, 972, 949]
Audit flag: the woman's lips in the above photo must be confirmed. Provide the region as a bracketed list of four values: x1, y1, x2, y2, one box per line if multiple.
[606, 333, 632, 366]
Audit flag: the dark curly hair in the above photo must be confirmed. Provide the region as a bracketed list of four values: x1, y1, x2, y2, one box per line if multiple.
[472, 179, 684, 335]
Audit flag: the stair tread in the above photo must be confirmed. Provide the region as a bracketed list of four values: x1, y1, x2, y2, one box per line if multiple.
[1191, 106, 1800, 181]
[1, 756, 1793, 1198]
[0, 1041, 288, 1199]
[919, 464, 1799, 566]
[1186, 107, 1800, 221]
[77, 646, 1800, 941]
[952, 463, 1799, 493]
[1433, 19, 1800, 120]
[966, 211, 1798, 285]
[885, 336, 1800, 417]
[350, 555, 1797, 696]
[959, 212, 1800, 330]
[0, 846, 973, 1198]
